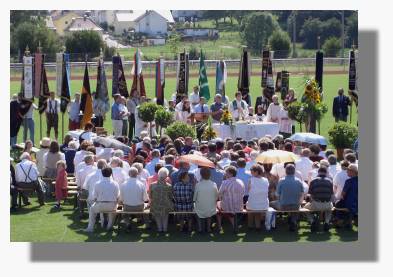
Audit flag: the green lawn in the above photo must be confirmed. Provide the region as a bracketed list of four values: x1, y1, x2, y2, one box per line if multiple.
[10, 197, 358, 242]
[10, 73, 358, 149]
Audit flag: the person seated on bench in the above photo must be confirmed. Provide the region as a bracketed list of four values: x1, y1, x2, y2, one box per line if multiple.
[246, 164, 269, 231]
[149, 168, 174, 233]
[270, 164, 304, 232]
[85, 167, 119, 232]
[10, 162, 18, 212]
[194, 167, 219, 233]
[217, 166, 245, 232]
[304, 166, 334, 232]
[15, 152, 45, 206]
[173, 171, 194, 233]
[119, 167, 149, 232]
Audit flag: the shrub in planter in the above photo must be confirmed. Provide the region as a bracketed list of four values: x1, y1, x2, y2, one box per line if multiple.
[328, 122, 358, 159]
[155, 106, 174, 135]
[165, 121, 196, 141]
[138, 102, 159, 123]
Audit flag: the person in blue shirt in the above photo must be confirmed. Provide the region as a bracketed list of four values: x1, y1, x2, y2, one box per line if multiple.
[270, 164, 305, 231]
[236, 158, 251, 203]
[193, 97, 210, 114]
[111, 94, 123, 136]
[336, 164, 358, 228]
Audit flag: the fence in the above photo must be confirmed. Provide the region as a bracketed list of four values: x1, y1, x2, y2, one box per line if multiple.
[10, 57, 352, 81]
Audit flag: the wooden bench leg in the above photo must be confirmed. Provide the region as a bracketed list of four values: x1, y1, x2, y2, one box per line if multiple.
[18, 192, 22, 208]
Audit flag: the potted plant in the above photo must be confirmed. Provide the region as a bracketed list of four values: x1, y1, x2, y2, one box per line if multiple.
[138, 102, 159, 137]
[287, 101, 307, 132]
[165, 121, 196, 141]
[328, 122, 358, 160]
[155, 106, 174, 136]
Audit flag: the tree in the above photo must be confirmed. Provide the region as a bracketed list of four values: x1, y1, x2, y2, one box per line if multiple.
[99, 22, 109, 32]
[268, 30, 291, 58]
[11, 21, 61, 59]
[322, 18, 341, 41]
[322, 37, 341, 57]
[241, 12, 280, 54]
[10, 10, 48, 30]
[65, 31, 104, 58]
[346, 12, 358, 47]
[167, 32, 181, 58]
[202, 11, 226, 28]
[232, 11, 248, 26]
[300, 18, 324, 49]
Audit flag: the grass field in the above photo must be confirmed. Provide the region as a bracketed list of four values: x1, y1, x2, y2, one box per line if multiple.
[10, 73, 358, 149]
[10, 197, 358, 242]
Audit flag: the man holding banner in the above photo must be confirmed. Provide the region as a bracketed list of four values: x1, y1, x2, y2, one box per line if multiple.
[22, 101, 37, 145]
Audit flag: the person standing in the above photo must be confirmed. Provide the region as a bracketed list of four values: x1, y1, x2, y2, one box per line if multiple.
[22, 101, 37, 145]
[10, 94, 23, 147]
[278, 101, 293, 138]
[54, 160, 68, 209]
[111, 94, 123, 137]
[189, 85, 200, 110]
[45, 91, 60, 140]
[332, 88, 351, 122]
[127, 89, 140, 140]
[84, 167, 120, 232]
[254, 88, 270, 116]
[68, 93, 80, 131]
[120, 96, 130, 137]
[266, 95, 282, 123]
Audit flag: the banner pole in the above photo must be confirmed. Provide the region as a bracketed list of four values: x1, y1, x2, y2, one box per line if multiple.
[62, 112, 64, 142]
[40, 113, 42, 140]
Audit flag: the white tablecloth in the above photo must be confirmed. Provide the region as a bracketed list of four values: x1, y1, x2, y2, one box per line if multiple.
[212, 122, 279, 140]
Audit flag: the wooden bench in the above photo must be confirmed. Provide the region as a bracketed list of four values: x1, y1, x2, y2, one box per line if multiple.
[16, 187, 35, 208]
[110, 206, 349, 232]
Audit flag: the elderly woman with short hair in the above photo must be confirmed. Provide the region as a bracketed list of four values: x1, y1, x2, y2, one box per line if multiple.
[43, 141, 65, 179]
[149, 168, 174, 233]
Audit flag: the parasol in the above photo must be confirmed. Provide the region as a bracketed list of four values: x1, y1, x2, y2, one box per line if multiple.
[179, 154, 215, 168]
[289, 132, 328, 146]
[255, 150, 298, 164]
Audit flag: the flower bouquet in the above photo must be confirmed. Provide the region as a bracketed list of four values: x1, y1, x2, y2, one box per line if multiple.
[220, 107, 233, 125]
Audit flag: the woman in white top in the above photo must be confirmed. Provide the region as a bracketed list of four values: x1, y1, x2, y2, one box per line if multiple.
[175, 100, 192, 124]
[246, 164, 269, 230]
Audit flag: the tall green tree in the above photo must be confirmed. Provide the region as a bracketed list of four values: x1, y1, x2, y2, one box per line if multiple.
[65, 31, 104, 58]
[241, 12, 280, 54]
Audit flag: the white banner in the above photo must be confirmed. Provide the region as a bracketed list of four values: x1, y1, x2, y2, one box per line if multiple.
[56, 53, 63, 97]
[23, 56, 33, 99]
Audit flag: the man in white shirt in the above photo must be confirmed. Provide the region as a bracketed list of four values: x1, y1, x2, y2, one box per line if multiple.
[119, 167, 149, 231]
[266, 95, 282, 123]
[278, 102, 293, 138]
[110, 157, 128, 185]
[295, 148, 313, 182]
[83, 159, 107, 210]
[85, 167, 120, 232]
[333, 160, 350, 202]
[327, 155, 341, 179]
[145, 149, 161, 176]
[189, 85, 200, 109]
[217, 150, 231, 170]
[77, 155, 97, 189]
[229, 91, 249, 121]
[126, 89, 140, 140]
[68, 93, 80, 131]
[175, 95, 188, 112]
[15, 152, 45, 206]
[22, 102, 38, 145]
[45, 91, 61, 140]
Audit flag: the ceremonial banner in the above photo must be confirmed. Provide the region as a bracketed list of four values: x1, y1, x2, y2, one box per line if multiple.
[56, 53, 63, 97]
[19, 57, 33, 116]
[315, 50, 324, 91]
[281, 70, 290, 100]
[198, 50, 210, 101]
[80, 62, 93, 127]
[238, 48, 250, 97]
[215, 60, 227, 98]
[267, 58, 274, 90]
[131, 48, 146, 97]
[112, 55, 128, 98]
[261, 50, 274, 102]
[155, 57, 165, 106]
[38, 67, 50, 114]
[275, 72, 282, 93]
[348, 49, 358, 106]
[261, 50, 270, 88]
[95, 57, 110, 116]
[60, 54, 71, 113]
[34, 53, 44, 98]
[23, 56, 33, 99]
[176, 50, 189, 101]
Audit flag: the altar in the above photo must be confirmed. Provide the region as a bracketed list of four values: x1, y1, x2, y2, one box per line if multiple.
[212, 121, 279, 140]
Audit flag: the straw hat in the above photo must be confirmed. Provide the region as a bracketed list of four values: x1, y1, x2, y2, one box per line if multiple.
[40, 137, 51, 148]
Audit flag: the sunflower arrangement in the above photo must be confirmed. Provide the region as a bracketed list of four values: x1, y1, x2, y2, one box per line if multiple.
[220, 107, 233, 125]
[201, 117, 218, 141]
[302, 79, 322, 104]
